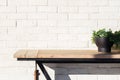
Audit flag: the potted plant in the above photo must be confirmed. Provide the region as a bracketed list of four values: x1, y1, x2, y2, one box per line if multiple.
[92, 29, 114, 53]
[112, 30, 120, 49]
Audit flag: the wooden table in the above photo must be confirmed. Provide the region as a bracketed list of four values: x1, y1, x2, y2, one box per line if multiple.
[14, 50, 120, 80]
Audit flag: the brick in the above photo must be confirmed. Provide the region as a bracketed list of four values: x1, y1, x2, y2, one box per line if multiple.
[98, 75, 118, 80]
[7, 28, 18, 35]
[10, 41, 27, 48]
[17, 6, 36, 13]
[69, 27, 90, 34]
[48, 13, 67, 20]
[118, 8, 120, 13]
[54, 40, 70, 48]
[47, 40, 58, 48]
[6, 34, 17, 41]
[77, 75, 97, 80]
[26, 27, 48, 34]
[17, 20, 37, 27]
[0, 20, 16, 27]
[0, 73, 33, 80]
[41, 34, 57, 40]
[0, 54, 12, 61]
[48, 0, 88, 6]
[68, 0, 88, 6]
[0, 0, 6, 6]
[37, 6, 57, 13]
[6, 13, 27, 20]
[58, 6, 78, 13]
[56, 20, 70, 27]
[28, 41, 47, 48]
[58, 34, 77, 40]
[0, 6, 16, 13]
[8, 0, 29, 6]
[16, 33, 30, 41]
[90, 13, 120, 20]
[98, 20, 118, 28]
[0, 30, 7, 35]
[99, 7, 119, 13]
[88, 0, 109, 6]
[109, 0, 120, 6]
[27, 13, 47, 20]
[118, 75, 120, 80]
[0, 48, 15, 55]
[57, 20, 97, 27]
[6, 41, 17, 48]
[68, 40, 89, 48]
[0, 14, 7, 19]
[0, 41, 6, 48]
[56, 40, 88, 48]
[77, 35, 90, 41]
[48, 0, 67, 6]
[79, 7, 99, 13]
[48, 27, 69, 33]
[0, 68, 28, 74]
[118, 21, 120, 27]
[29, 0, 47, 6]
[38, 20, 57, 27]
[0, 61, 33, 67]
[29, 34, 57, 41]
[69, 13, 89, 20]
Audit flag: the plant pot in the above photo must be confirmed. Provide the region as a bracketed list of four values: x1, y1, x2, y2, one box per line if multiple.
[95, 37, 113, 53]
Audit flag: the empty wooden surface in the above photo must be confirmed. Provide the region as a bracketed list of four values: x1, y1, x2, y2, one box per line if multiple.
[14, 50, 120, 59]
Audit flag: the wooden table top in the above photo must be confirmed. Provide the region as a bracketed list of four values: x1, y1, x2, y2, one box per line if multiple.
[14, 50, 120, 59]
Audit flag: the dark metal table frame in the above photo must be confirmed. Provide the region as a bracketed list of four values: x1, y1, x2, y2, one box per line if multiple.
[17, 58, 120, 80]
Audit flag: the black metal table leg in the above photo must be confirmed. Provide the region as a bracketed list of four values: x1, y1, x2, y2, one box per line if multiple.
[37, 61, 52, 80]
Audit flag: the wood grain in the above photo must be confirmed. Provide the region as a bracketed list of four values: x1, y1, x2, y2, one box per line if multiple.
[14, 50, 120, 59]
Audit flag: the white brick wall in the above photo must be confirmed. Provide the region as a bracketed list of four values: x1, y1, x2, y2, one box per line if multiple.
[0, 0, 7, 6]
[0, 0, 120, 80]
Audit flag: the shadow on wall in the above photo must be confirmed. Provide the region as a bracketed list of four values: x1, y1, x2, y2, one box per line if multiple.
[45, 63, 120, 80]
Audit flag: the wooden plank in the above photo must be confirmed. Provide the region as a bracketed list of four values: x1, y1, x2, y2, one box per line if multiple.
[26, 50, 38, 58]
[37, 50, 97, 58]
[38, 50, 98, 54]
[14, 50, 120, 59]
[14, 50, 27, 58]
